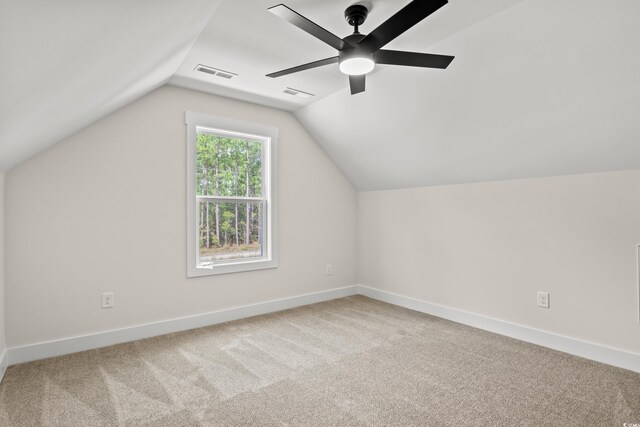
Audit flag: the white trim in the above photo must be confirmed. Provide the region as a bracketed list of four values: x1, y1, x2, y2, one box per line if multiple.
[637, 243, 640, 323]
[197, 196, 264, 203]
[0, 349, 7, 383]
[357, 285, 640, 373]
[185, 111, 278, 277]
[7, 284, 639, 373]
[8, 286, 358, 366]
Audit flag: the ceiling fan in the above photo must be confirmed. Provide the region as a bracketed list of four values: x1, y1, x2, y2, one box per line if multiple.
[266, 0, 454, 95]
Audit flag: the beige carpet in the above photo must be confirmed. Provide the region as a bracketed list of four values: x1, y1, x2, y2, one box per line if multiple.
[1, 295, 639, 426]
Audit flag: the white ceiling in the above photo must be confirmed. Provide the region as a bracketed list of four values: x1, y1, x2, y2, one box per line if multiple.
[0, 0, 221, 170]
[3, 0, 640, 191]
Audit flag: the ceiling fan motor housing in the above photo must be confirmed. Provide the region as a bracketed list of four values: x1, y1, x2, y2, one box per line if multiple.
[340, 33, 370, 56]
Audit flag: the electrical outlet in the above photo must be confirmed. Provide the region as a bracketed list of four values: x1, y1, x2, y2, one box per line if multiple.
[101, 292, 114, 309]
[326, 264, 333, 275]
[537, 291, 549, 308]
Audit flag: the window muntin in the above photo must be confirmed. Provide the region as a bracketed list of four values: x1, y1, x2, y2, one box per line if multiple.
[186, 112, 277, 277]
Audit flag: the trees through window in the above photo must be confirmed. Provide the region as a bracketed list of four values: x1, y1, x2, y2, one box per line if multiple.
[196, 131, 264, 265]
[186, 112, 277, 276]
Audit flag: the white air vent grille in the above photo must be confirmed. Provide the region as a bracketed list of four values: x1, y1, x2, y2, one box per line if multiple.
[216, 72, 235, 79]
[195, 64, 238, 80]
[197, 66, 217, 76]
[283, 87, 315, 99]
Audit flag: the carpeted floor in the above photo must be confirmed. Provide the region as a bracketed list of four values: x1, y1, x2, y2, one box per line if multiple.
[1, 295, 639, 426]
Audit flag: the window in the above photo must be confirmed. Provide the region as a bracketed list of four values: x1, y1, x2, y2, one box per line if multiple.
[186, 112, 277, 276]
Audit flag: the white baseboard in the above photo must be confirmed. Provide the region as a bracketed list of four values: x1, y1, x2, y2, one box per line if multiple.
[0, 349, 7, 383]
[7, 283, 640, 374]
[357, 285, 640, 373]
[7, 285, 359, 366]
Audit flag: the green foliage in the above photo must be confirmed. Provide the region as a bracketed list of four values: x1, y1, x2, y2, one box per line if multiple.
[196, 133, 262, 197]
[221, 210, 235, 235]
[200, 233, 219, 248]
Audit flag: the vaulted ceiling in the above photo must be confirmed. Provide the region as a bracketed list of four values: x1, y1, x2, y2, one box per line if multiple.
[2, 0, 640, 191]
[0, 0, 221, 170]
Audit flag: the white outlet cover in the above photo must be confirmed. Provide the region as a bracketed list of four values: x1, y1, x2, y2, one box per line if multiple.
[537, 291, 549, 308]
[101, 292, 114, 308]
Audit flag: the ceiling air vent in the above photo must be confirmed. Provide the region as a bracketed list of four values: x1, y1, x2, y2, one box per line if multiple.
[195, 64, 238, 80]
[283, 87, 315, 99]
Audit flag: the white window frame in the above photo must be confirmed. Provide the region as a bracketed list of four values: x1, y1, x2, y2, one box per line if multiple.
[186, 111, 278, 277]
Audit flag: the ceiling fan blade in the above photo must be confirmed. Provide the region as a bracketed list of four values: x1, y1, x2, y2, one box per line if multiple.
[375, 50, 454, 69]
[359, 0, 448, 52]
[349, 75, 366, 95]
[266, 56, 339, 78]
[267, 56, 338, 78]
[269, 4, 344, 51]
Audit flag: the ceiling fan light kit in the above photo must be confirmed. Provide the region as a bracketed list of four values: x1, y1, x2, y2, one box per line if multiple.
[339, 55, 374, 75]
[266, 0, 455, 95]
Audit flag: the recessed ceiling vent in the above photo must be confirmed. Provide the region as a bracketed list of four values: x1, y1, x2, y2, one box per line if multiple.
[195, 64, 238, 80]
[283, 87, 315, 99]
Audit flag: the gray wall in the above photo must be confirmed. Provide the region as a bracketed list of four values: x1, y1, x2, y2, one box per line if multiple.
[5, 86, 358, 347]
[359, 170, 640, 354]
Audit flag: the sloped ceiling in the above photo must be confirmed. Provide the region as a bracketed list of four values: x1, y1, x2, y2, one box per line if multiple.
[3, 0, 640, 191]
[0, 0, 221, 170]
[295, 0, 640, 190]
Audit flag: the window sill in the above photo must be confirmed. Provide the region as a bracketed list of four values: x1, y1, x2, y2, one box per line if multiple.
[188, 258, 278, 277]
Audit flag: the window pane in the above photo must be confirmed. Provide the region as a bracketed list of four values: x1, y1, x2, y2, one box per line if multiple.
[195, 132, 263, 198]
[198, 200, 264, 266]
